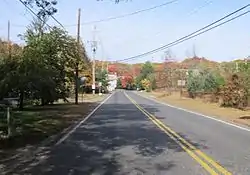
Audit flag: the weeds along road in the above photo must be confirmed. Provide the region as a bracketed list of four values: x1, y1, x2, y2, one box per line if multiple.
[9, 90, 250, 175]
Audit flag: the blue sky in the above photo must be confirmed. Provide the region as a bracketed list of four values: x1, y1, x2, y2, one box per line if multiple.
[0, 0, 249, 63]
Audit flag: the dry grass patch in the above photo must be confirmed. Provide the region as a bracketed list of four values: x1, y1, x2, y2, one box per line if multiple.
[142, 91, 250, 127]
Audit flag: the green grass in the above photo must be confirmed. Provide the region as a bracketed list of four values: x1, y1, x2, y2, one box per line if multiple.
[0, 94, 106, 156]
[0, 102, 98, 150]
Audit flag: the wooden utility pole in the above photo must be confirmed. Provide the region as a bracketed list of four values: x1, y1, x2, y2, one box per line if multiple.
[75, 8, 81, 104]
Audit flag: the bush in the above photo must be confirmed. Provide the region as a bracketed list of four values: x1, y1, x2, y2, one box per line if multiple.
[219, 74, 248, 109]
[187, 69, 224, 98]
[141, 79, 151, 92]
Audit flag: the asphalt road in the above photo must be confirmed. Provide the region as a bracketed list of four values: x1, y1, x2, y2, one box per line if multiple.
[8, 90, 250, 175]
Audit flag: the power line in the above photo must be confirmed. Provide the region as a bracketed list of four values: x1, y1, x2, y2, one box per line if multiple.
[186, 0, 213, 16]
[38, 4, 65, 29]
[19, 0, 66, 30]
[116, 4, 250, 62]
[2, 0, 32, 23]
[65, 0, 179, 27]
[47, 13, 65, 29]
[11, 0, 178, 28]
[115, 0, 213, 47]
[18, 0, 52, 29]
[160, 11, 249, 53]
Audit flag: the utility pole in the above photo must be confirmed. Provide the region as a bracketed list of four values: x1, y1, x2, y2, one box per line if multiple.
[75, 8, 81, 104]
[91, 26, 97, 94]
[99, 37, 104, 72]
[7, 20, 11, 59]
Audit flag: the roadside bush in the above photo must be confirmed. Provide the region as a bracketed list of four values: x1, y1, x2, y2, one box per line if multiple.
[219, 74, 248, 109]
[187, 69, 224, 98]
[141, 79, 151, 92]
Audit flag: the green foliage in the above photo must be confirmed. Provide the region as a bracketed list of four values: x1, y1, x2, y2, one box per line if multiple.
[140, 61, 154, 80]
[21, 27, 79, 104]
[24, 0, 58, 19]
[116, 78, 122, 89]
[237, 62, 250, 95]
[186, 70, 203, 97]
[135, 75, 143, 89]
[0, 19, 88, 109]
[24, 0, 124, 20]
[187, 69, 224, 98]
[96, 69, 108, 88]
[136, 61, 155, 91]
[147, 73, 156, 90]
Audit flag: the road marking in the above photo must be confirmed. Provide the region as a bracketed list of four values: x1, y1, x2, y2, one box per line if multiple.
[124, 92, 232, 175]
[55, 92, 115, 146]
[134, 91, 250, 132]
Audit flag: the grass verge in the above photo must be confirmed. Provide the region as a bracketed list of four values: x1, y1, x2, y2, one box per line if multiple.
[0, 94, 106, 161]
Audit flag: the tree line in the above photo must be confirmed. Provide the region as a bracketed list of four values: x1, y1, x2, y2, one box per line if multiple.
[0, 19, 90, 110]
[116, 58, 250, 110]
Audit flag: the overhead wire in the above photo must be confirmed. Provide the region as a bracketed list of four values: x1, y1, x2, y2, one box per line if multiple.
[39, 4, 65, 29]
[19, 0, 67, 31]
[18, 0, 52, 30]
[2, 0, 32, 22]
[64, 0, 179, 27]
[159, 11, 249, 52]
[47, 13, 65, 29]
[114, 0, 213, 48]
[186, 0, 213, 16]
[11, 0, 178, 28]
[1, 0, 33, 29]
[116, 4, 250, 62]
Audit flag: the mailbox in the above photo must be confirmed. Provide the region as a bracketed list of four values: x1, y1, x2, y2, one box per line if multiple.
[0, 98, 19, 108]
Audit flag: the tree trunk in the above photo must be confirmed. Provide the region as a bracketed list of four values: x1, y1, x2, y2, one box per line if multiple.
[19, 90, 24, 111]
[41, 98, 45, 106]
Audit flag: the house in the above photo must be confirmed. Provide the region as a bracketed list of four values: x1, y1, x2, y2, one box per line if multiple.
[107, 73, 117, 92]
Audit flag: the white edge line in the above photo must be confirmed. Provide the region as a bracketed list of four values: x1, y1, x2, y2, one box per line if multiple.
[134, 91, 250, 132]
[55, 91, 115, 146]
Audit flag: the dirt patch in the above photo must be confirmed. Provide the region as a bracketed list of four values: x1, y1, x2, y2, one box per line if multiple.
[141, 91, 250, 127]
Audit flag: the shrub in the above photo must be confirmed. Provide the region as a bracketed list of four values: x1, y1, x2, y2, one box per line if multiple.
[219, 74, 248, 109]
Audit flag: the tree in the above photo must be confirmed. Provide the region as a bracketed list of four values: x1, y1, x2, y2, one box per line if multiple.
[237, 61, 250, 96]
[0, 17, 89, 109]
[136, 61, 155, 91]
[96, 68, 108, 88]
[116, 78, 122, 89]
[187, 69, 224, 98]
[147, 73, 156, 90]
[219, 74, 248, 109]
[186, 70, 203, 98]
[140, 61, 154, 80]
[23, 0, 124, 20]
[141, 79, 151, 92]
[24, 0, 58, 19]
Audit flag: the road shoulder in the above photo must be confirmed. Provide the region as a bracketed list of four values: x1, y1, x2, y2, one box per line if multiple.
[135, 91, 250, 131]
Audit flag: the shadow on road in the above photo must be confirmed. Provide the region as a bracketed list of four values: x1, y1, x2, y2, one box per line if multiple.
[3, 101, 205, 175]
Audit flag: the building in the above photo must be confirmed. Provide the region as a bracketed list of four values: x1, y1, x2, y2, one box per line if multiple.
[107, 73, 117, 91]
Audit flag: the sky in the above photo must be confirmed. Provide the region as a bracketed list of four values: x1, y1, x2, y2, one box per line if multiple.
[0, 0, 249, 64]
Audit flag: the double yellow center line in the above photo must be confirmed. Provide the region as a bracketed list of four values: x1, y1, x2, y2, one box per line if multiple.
[124, 92, 231, 175]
